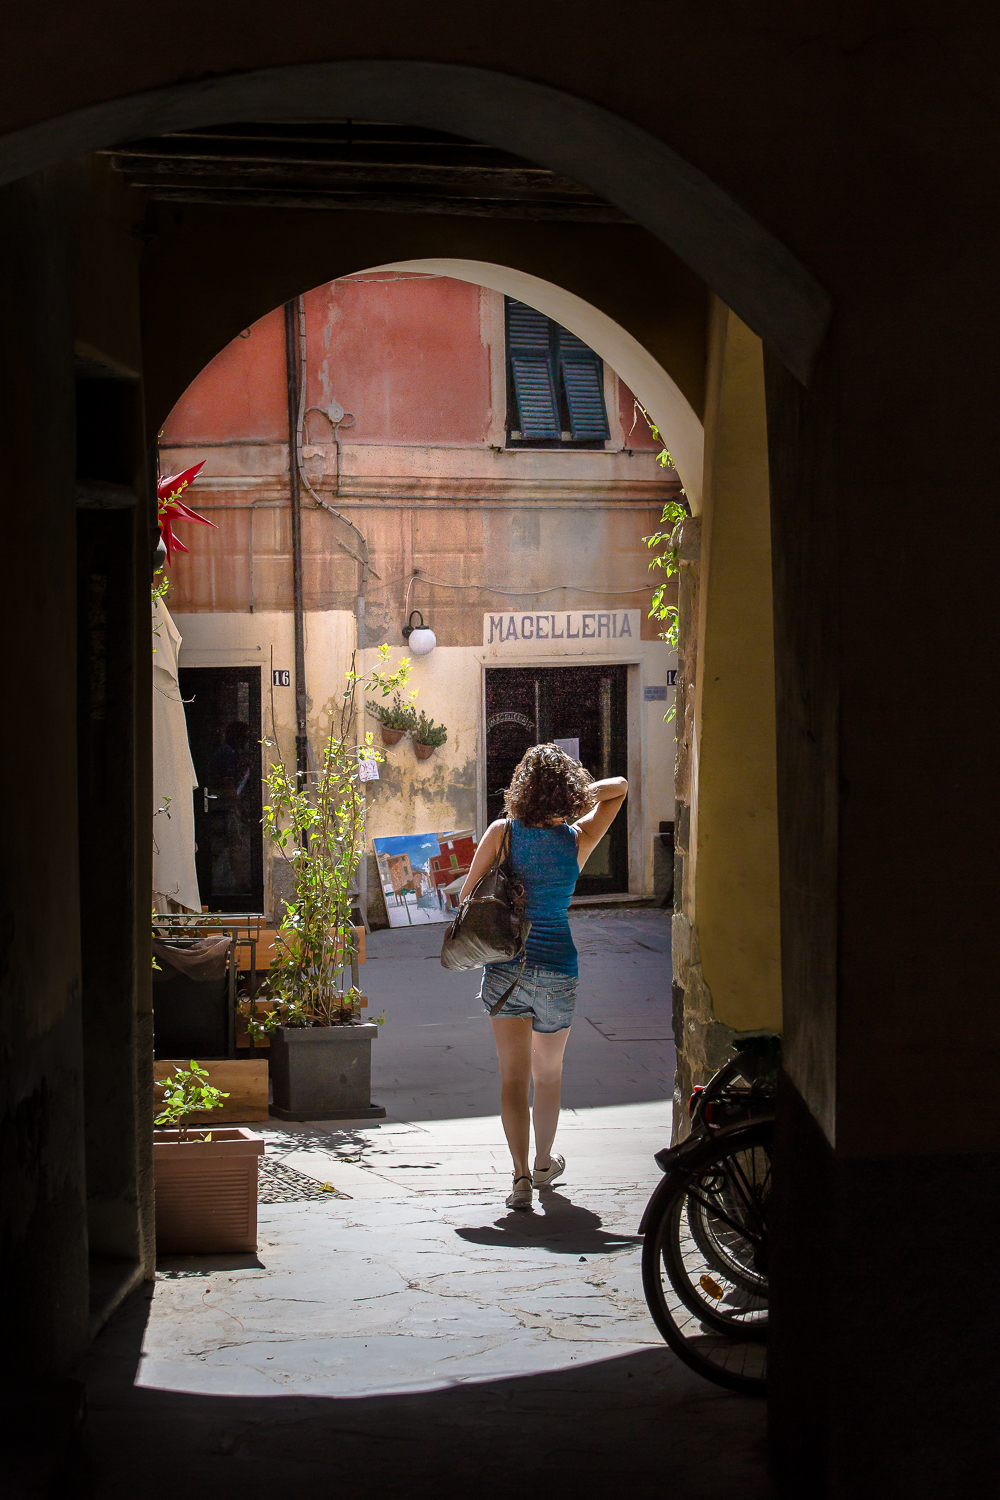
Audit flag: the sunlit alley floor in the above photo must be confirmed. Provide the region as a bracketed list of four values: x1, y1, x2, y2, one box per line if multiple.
[75, 910, 774, 1498]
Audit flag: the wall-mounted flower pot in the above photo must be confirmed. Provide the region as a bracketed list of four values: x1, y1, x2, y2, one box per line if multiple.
[413, 741, 436, 760]
[268, 1023, 386, 1121]
[153, 1127, 264, 1254]
[380, 726, 405, 746]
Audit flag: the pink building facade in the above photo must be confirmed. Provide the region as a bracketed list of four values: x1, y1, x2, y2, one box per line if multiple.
[160, 273, 679, 921]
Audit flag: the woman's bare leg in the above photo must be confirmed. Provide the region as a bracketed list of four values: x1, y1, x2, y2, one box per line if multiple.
[490, 1017, 534, 1180]
[531, 1027, 572, 1170]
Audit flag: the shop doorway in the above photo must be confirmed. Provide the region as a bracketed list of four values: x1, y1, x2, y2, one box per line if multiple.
[178, 666, 264, 913]
[485, 664, 629, 896]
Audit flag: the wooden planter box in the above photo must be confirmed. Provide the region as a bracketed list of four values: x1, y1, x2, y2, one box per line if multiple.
[154, 1059, 268, 1121]
[153, 1127, 264, 1254]
[269, 1023, 385, 1121]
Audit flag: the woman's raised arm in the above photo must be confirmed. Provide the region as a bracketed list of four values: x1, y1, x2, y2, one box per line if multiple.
[573, 778, 628, 869]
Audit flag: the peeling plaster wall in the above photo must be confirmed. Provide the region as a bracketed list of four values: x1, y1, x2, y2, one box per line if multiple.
[175, 612, 675, 920]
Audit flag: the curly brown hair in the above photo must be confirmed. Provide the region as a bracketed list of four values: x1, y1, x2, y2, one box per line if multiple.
[503, 743, 595, 827]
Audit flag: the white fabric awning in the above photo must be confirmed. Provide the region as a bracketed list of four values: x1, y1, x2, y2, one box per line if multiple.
[152, 599, 201, 914]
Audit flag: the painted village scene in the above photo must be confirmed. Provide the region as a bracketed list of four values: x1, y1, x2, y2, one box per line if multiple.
[374, 831, 477, 927]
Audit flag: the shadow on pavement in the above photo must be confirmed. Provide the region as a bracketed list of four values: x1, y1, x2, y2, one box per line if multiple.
[65, 1285, 775, 1500]
[454, 1188, 644, 1255]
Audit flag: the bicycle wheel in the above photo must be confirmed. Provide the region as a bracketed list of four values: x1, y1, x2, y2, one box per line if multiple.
[686, 1147, 770, 1300]
[641, 1124, 772, 1395]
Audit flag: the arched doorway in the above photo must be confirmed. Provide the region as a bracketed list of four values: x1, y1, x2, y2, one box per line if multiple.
[0, 61, 814, 1499]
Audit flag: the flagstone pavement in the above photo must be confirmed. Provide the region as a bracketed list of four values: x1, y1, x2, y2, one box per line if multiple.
[75, 910, 774, 1499]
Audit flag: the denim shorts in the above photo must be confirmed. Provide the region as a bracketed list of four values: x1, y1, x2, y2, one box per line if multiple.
[480, 962, 578, 1033]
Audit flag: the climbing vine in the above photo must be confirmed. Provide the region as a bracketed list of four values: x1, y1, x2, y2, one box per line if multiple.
[635, 405, 688, 721]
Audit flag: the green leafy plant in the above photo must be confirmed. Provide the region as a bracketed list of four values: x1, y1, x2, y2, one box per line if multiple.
[154, 1060, 229, 1141]
[366, 691, 418, 732]
[248, 984, 367, 1036]
[412, 711, 448, 747]
[645, 498, 686, 653]
[257, 645, 412, 1032]
[635, 404, 688, 722]
[152, 569, 171, 609]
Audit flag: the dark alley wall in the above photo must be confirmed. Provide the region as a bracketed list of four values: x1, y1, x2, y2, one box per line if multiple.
[1, 160, 156, 1466]
[0, 166, 89, 1407]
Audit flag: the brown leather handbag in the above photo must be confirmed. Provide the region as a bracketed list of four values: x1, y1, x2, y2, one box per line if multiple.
[440, 820, 531, 1014]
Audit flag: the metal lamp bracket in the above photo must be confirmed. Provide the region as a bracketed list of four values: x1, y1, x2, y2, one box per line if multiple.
[402, 610, 425, 643]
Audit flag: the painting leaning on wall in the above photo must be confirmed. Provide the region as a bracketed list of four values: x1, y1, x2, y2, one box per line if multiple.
[374, 831, 477, 927]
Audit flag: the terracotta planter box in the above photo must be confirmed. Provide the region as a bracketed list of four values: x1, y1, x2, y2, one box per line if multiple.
[413, 741, 436, 760]
[153, 1127, 264, 1255]
[269, 1023, 385, 1121]
[380, 725, 405, 745]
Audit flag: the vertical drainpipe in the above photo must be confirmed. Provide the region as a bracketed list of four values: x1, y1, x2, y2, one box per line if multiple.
[283, 300, 308, 787]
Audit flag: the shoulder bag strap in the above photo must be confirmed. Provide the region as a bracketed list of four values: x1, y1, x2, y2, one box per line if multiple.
[450, 820, 511, 936]
[487, 949, 528, 1017]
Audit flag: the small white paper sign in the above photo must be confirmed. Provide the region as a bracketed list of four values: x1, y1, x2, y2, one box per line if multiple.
[552, 737, 580, 761]
[358, 752, 380, 782]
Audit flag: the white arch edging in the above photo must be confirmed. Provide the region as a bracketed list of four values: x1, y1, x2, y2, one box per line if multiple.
[0, 61, 831, 384]
[371, 258, 704, 508]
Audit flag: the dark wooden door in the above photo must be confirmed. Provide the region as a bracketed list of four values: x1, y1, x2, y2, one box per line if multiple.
[485, 664, 628, 895]
[178, 666, 264, 913]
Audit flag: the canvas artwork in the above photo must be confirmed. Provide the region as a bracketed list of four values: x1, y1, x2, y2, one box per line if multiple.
[373, 830, 477, 927]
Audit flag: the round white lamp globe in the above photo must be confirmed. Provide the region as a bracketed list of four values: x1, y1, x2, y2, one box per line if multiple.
[407, 626, 437, 656]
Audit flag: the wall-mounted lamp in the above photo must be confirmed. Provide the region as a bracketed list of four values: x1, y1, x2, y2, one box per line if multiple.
[402, 609, 437, 656]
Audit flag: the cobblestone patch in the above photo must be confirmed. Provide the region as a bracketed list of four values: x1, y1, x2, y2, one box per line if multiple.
[257, 1157, 348, 1202]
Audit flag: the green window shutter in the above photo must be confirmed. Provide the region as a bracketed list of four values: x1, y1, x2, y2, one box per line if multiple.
[506, 299, 560, 439]
[558, 328, 610, 440]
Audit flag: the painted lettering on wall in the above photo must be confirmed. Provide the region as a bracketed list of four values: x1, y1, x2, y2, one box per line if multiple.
[484, 610, 640, 648]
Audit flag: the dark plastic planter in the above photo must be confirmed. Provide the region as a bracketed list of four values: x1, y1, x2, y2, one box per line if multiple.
[268, 1023, 385, 1121]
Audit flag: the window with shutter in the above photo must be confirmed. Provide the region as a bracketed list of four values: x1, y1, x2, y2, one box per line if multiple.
[558, 329, 611, 441]
[506, 301, 561, 440]
[505, 298, 610, 446]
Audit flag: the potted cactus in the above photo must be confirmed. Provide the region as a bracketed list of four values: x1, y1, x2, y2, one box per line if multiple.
[412, 711, 448, 760]
[257, 647, 411, 1120]
[366, 691, 418, 746]
[153, 1060, 264, 1254]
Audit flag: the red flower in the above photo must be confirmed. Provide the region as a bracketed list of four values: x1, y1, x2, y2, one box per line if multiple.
[157, 461, 216, 562]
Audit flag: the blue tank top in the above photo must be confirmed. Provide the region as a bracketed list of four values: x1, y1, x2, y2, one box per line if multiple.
[507, 819, 580, 976]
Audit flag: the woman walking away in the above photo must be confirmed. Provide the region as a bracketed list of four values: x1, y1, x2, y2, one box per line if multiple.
[458, 745, 628, 1210]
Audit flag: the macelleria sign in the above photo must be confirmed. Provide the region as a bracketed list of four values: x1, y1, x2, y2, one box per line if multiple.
[483, 610, 641, 651]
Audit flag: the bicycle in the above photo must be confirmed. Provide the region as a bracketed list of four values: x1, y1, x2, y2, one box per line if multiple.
[639, 1036, 779, 1396]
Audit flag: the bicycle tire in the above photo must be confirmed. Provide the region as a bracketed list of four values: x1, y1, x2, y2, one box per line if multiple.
[641, 1123, 772, 1396]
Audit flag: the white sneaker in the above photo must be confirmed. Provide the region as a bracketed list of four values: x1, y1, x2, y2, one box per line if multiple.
[532, 1154, 566, 1188]
[506, 1175, 533, 1210]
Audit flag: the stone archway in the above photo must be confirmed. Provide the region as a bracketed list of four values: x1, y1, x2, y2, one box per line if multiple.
[367, 257, 705, 506]
[0, 60, 829, 388]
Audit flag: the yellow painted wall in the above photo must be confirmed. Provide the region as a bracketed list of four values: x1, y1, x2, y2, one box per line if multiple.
[693, 307, 782, 1032]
